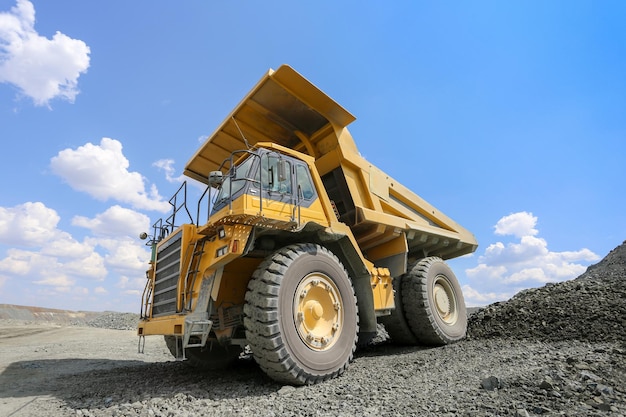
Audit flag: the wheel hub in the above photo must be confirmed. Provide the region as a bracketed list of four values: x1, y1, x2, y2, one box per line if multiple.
[305, 300, 324, 320]
[294, 273, 343, 351]
[433, 275, 457, 325]
[434, 286, 450, 315]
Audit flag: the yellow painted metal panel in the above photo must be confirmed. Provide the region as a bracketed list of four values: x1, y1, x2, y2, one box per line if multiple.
[137, 315, 185, 336]
[370, 270, 394, 311]
[367, 232, 408, 262]
[213, 257, 262, 307]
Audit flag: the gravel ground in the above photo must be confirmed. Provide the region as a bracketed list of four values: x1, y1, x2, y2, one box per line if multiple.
[1, 241, 624, 416]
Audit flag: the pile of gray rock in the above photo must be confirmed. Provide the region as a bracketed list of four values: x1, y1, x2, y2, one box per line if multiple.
[0, 305, 140, 330]
[463, 240, 626, 415]
[468, 240, 626, 343]
[83, 312, 140, 331]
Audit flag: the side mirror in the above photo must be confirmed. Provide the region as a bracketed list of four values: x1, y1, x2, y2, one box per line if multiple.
[139, 232, 148, 240]
[208, 171, 224, 187]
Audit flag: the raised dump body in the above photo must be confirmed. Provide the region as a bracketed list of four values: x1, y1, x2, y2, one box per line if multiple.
[185, 65, 476, 265]
[139, 65, 477, 385]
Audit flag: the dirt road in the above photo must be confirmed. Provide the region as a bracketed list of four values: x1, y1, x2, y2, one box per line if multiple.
[0, 321, 170, 416]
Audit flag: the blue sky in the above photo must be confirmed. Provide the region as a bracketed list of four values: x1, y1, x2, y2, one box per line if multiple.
[1, 0, 624, 312]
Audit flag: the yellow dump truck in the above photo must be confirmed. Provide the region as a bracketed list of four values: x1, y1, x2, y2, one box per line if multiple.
[138, 65, 478, 385]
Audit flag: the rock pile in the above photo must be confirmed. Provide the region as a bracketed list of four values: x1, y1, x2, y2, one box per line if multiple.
[83, 312, 139, 331]
[0, 305, 140, 330]
[468, 240, 626, 343]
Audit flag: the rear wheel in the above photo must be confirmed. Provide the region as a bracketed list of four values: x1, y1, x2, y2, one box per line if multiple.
[401, 257, 467, 345]
[244, 243, 359, 385]
[379, 269, 418, 345]
[163, 336, 241, 370]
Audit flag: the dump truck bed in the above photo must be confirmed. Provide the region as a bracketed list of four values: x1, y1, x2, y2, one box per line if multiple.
[184, 65, 355, 180]
[185, 65, 477, 261]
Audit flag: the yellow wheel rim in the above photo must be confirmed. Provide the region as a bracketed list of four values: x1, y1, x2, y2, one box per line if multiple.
[433, 275, 458, 325]
[293, 273, 343, 351]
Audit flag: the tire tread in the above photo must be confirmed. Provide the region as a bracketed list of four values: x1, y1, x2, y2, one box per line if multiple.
[244, 243, 358, 385]
[401, 257, 467, 346]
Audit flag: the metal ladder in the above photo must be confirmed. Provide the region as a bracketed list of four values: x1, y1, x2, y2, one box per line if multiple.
[183, 317, 212, 349]
[168, 317, 212, 360]
[182, 238, 207, 312]
[180, 238, 213, 354]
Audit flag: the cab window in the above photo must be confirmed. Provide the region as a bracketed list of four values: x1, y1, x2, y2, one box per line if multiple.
[296, 164, 315, 200]
[261, 154, 292, 194]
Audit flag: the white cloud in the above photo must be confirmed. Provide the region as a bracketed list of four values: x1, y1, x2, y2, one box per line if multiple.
[0, 248, 33, 275]
[152, 154, 210, 192]
[50, 138, 171, 212]
[556, 248, 599, 263]
[465, 263, 507, 280]
[494, 211, 538, 238]
[479, 235, 548, 266]
[116, 275, 144, 289]
[33, 274, 75, 288]
[117, 275, 145, 297]
[94, 286, 108, 294]
[117, 276, 130, 288]
[63, 251, 107, 281]
[0, 245, 106, 283]
[41, 231, 95, 258]
[505, 267, 547, 284]
[34, 285, 88, 299]
[0, 0, 90, 106]
[461, 285, 512, 307]
[0, 202, 150, 311]
[72, 205, 151, 238]
[153, 158, 185, 183]
[0, 202, 61, 247]
[97, 237, 150, 276]
[0, 199, 153, 310]
[464, 211, 600, 305]
[0, 202, 108, 291]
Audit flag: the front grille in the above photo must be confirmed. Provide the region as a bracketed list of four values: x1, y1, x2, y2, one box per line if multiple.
[152, 231, 182, 317]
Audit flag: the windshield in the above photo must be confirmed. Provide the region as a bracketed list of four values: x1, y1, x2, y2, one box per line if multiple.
[213, 155, 256, 206]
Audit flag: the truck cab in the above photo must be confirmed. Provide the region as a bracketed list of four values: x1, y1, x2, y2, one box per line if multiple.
[208, 144, 329, 229]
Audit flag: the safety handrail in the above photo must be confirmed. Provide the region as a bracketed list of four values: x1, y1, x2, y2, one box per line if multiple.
[140, 270, 154, 319]
[165, 181, 193, 232]
[196, 185, 212, 227]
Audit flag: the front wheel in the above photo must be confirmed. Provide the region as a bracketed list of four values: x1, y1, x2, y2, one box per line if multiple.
[244, 243, 359, 385]
[401, 257, 467, 345]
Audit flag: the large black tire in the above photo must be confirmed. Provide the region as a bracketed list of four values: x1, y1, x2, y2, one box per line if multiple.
[378, 270, 418, 345]
[164, 336, 241, 370]
[243, 243, 359, 385]
[401, 257, 467, 346]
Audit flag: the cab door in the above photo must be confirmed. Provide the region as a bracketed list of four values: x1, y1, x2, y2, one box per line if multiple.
[249, 152, 295, 222]
[293, 162, 328, 225]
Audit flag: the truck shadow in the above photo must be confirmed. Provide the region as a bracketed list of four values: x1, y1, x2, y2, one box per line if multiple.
[0, 343, 437, 412]
[0, 357, 272, 408]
